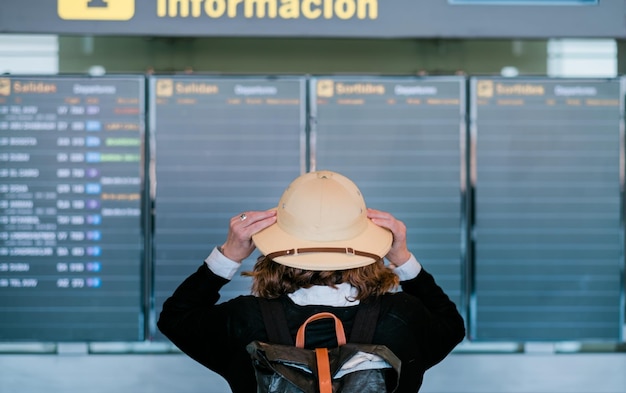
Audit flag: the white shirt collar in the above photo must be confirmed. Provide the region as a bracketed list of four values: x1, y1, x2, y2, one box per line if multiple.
[288, 282, 360, 307]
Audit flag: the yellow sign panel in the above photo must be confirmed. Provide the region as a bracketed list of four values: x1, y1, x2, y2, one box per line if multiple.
[317, 80, 334, 98]
[58, 0, 135, 21]
[0, 79, 10, 96]
[476, 80, 494, 98]
[156, 79, 174, 97]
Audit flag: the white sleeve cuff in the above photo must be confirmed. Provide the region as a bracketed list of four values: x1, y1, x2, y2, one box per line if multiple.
[391, 254, 422, 281]
[204, 247, 241, 280]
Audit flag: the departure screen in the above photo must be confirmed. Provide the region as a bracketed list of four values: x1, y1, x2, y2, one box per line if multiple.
[150, 76, 306, 339]
[472, 77, 622, 341]
[310, 76, 467, 311]
[0, 76, 145, 341]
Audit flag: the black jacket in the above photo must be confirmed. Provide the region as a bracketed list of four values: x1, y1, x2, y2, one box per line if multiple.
[158, 263, 465, 393]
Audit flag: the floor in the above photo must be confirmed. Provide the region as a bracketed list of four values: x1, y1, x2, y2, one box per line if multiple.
[1, 350, 625, 393]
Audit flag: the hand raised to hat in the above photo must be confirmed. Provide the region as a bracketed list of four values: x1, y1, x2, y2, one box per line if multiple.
[367, 208, 411, 267]
[220, 210, 277, 263]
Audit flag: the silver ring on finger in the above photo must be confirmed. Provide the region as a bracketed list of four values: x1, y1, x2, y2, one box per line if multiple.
[239, 213, 247, 222]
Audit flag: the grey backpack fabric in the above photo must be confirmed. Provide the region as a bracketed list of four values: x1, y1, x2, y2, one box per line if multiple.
[246, 298, 401, 393]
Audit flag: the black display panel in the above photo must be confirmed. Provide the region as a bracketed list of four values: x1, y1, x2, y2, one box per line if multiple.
[310, 77, 467, 312]
[0, 76, 145, 341]
[150, 76, 306, 339]
[471, 77, 623, 341]
[450, 0, 598, 4]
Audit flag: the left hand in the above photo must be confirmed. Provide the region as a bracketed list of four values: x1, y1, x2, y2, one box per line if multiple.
[367, 208, 411, 267]
[220, 210, 277, 263]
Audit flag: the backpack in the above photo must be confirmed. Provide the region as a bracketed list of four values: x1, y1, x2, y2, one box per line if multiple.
[246, 298, 401, 393]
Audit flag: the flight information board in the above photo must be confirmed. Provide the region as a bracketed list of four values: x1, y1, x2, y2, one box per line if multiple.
[471, 77, 623, 341]
[150, 76, 306, 339]
[449, 1, 598, 4]
[310, 77, 467, 313]
[0, 76, 145, 341]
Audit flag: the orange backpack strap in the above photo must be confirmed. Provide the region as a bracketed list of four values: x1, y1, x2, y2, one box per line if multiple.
[259, 297, 382, 346]
[296, 312, 347, 348]
[315, 348, 332, 393]
[257, 297, 384, 393]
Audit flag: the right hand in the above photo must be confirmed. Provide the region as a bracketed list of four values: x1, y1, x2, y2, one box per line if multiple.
[220, 210, 277, 263]
[367, 208, 412, 267]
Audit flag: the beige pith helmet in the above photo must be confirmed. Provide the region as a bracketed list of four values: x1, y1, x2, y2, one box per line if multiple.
[251, 170, 392, 271]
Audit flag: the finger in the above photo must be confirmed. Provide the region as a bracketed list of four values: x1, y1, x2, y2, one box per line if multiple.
[366, 208, 389, 219]
[367, 208, 395, 224]
[367, 209, 398, 231]
[232, 209, 275, 226]
[229, 210, 276, 243]
[243, 209, 277, 224]
[247, 213, 277, 236]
